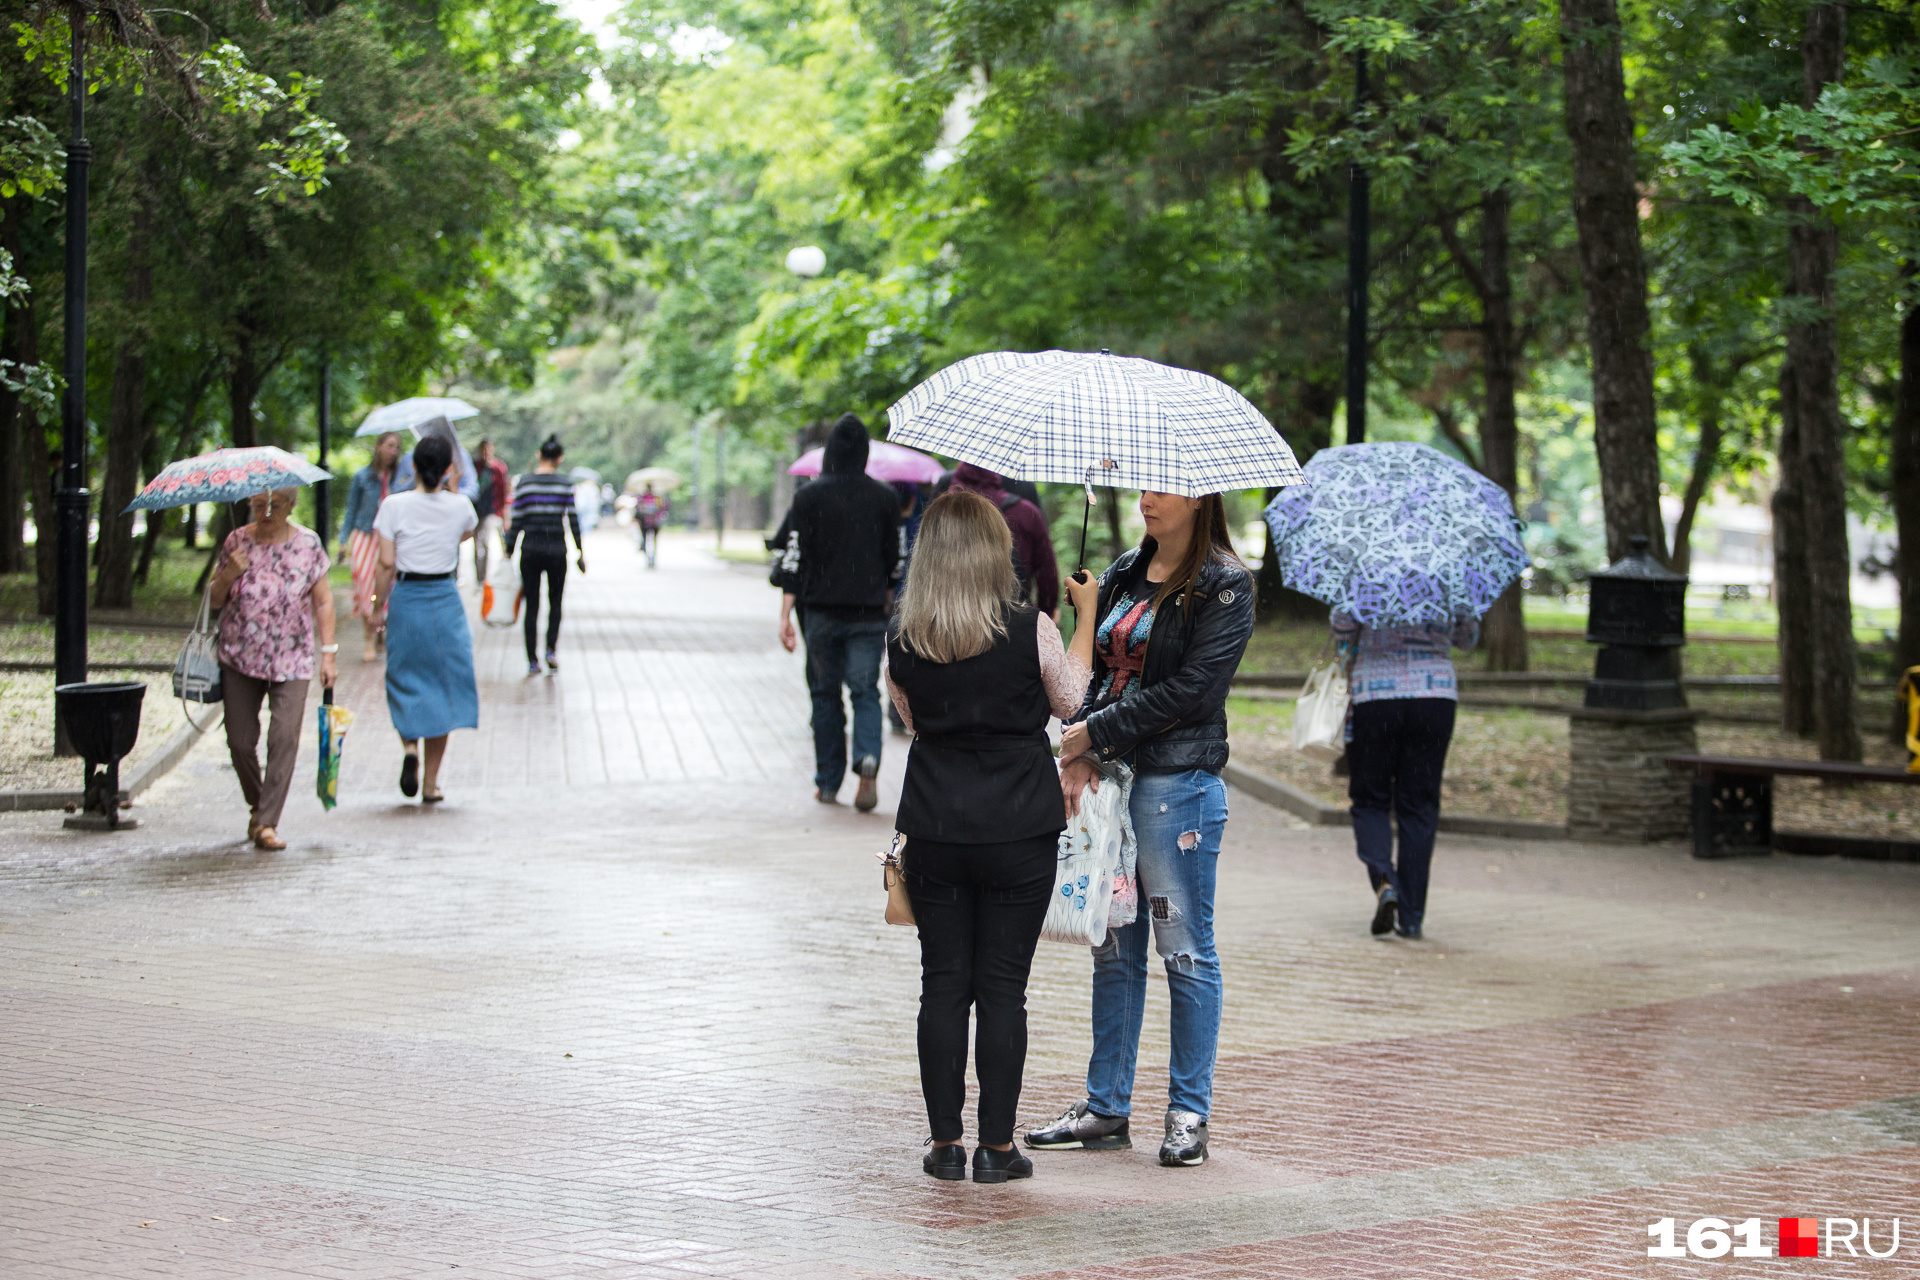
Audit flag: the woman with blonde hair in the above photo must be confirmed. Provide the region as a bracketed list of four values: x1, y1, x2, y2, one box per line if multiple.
[885, 489, 1099, 1184]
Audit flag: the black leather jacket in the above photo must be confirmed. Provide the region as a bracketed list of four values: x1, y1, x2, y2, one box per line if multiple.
[1073, 542, 1256, 775]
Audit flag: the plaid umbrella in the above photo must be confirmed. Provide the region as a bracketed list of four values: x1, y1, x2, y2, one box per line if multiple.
[124, 446, 331, 513]
[1262, 441, 1528, 627]
[887, 349, 1303, 497]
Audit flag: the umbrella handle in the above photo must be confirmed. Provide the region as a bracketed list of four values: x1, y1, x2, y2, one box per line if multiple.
[323, 686, 333, 707]
[1078, 498, 1092, 574]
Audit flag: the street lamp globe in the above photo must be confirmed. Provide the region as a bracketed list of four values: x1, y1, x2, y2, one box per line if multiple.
[784, 246, 826, 277]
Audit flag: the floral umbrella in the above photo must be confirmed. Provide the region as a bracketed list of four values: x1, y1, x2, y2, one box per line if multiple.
[124, 446, 331, 513]
[1262, 441, 1528, 627]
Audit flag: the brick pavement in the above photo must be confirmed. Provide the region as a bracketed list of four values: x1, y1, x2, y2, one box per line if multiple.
[3, 527, 1919, 1278]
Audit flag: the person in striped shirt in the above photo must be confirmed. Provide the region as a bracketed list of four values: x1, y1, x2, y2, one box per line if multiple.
[505, 435, 586, 674]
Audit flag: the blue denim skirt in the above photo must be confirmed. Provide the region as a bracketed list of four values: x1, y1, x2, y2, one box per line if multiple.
[384, 577, 479, 740]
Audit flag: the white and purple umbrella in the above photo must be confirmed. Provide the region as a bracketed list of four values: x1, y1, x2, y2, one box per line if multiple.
[1263, 442, 1528, 627]
[124, 446, 330, 513]
[788, 440, 944, 484]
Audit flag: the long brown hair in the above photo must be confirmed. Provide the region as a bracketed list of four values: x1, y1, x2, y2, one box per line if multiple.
[1149, 493, 1241, 614]
[898, 490, 1023, 662]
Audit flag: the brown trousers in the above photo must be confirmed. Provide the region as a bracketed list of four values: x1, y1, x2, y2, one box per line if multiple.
[220, 666, 309, 829]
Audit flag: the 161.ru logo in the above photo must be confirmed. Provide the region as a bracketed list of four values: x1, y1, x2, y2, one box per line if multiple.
[1647, 1217, 1901, 1259]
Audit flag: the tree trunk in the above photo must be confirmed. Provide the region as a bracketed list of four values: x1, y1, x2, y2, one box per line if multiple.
[1671, 345, 1726, 579]
[1560, 0, 1667, 564]
[1893, 259, 1920, 742]
[96, 194, 155, 610]
[1785, 1, 1859, 763]
[1774, 363, 1815, 737]
[0, 200, 24, 576]
[1477, 189, 1528, 671]
[230, 329, 261, 449]
[15, 284, 54, 615]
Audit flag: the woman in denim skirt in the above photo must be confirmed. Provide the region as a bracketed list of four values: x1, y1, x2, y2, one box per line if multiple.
[1025, 489, 1255, 1168]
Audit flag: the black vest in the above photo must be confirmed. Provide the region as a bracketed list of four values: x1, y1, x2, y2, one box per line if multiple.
[887, 605, 1065, 843]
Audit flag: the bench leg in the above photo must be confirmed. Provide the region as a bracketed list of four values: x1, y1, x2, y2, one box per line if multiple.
[1693, 771, 1772, 858]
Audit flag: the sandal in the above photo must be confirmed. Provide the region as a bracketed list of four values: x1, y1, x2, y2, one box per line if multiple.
[252, 827, 286, 851]
[400, 751, 419, 798]
[421, 789, 445, 804]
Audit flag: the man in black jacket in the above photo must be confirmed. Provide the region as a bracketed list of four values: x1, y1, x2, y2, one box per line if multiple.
[769, 414, 900, 809]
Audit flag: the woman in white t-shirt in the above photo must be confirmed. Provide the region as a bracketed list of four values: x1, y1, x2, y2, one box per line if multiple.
[372, 435, 479, 802]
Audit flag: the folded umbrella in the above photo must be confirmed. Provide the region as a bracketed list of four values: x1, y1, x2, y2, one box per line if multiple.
[787, 440, 944, 484]
[1262, 441, 1528, 627]
[887, 349, 1303, 566]
[125, 446, 330, 513]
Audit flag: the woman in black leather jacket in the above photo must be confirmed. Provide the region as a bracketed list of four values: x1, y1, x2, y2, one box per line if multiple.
[1024, 490, 1255, 1169]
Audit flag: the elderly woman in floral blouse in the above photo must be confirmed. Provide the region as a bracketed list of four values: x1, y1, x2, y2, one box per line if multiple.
[210, 487, 338, 850]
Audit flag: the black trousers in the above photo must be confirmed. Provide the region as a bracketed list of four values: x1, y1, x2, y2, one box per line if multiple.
[1348, 697, 1456, 931]
[903, 834, 1056, 1145]
[521, 549, 567, 663]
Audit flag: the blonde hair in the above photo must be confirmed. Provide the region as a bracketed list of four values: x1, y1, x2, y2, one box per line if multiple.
[897, 490, 1021, 663]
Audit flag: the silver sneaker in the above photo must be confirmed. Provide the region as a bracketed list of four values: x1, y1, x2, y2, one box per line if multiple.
[1022, 1099, 1131, 1150]
[1160, 1108, 1208, 1166]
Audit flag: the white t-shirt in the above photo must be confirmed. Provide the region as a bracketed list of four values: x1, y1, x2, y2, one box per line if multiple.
[373, 489, 477, 574]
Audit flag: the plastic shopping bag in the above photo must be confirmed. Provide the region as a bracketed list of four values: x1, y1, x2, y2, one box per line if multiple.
[1292, 663, 1350, 763]
[315, 688, 355, 811]
[480, 537, 522, 629]
[1041, 762, 1134, 947]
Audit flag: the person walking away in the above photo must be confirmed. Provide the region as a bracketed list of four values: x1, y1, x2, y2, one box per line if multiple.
[948, 463, 1060, 619]
[1332, 608, 1478, 940]
[210, 487, 337, 850]
[505, 435, 586, 675]
[338, 432, 400, 660]
[471, 439, 511, 583]
[1027, 489, 1255, 1168]
[372, 436, 479, 803]
[768, 413, 899, 809]
[392, 417, 479, 501]
[635, 482, 668, 568]
[885, 491, 1100, 1183]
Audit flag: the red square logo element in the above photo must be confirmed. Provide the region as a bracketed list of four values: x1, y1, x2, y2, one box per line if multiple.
[1780, 1217, 1819, 1257]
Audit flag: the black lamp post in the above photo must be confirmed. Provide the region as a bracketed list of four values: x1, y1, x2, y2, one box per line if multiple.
[53, 8, 90, 755]
[1344, 50, 1370, 447]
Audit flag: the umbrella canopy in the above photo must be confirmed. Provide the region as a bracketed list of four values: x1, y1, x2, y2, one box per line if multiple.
[125, 446, 330, 513]
[354, 397, 480, 438]
[787, 440, 944, 484]
[886, 349, 1303, 497]
[625, 467, 683, 494]
[1262, 441, 1528, 628]
[570, 466, 602, 483]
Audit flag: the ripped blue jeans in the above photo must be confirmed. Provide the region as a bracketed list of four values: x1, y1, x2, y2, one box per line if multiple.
[1085, 768, 1227, 1120]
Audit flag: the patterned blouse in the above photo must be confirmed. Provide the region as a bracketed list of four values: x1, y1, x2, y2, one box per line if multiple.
[1092, 585, 1161, 704]
[215, 526, 332, 683]
[1330, 609, 1480, 705]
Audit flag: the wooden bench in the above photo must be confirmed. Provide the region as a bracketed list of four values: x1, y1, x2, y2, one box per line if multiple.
[1664, 754, 1920, 860]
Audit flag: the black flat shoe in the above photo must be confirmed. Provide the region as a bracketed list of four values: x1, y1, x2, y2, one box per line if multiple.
[1370, 885, 1398, 937]
[400, 751, 419, 798]
[1396, 923, 1423, 939]
[923, 1142, 967, 1181]
[972, 1145, 1033, 1184]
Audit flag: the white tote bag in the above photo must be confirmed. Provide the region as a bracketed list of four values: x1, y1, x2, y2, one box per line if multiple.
[480, 536, 522, 628]
[1292, 663, 1351, 763]
[1041, 763, 1133, 947]
[173, 583, 223, 705]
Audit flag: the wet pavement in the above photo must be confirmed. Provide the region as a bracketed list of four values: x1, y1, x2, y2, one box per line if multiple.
[4, 527, 1919, 1278]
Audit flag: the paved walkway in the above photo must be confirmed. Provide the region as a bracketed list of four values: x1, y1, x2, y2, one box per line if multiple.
[4, 528, 1919, 1278]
